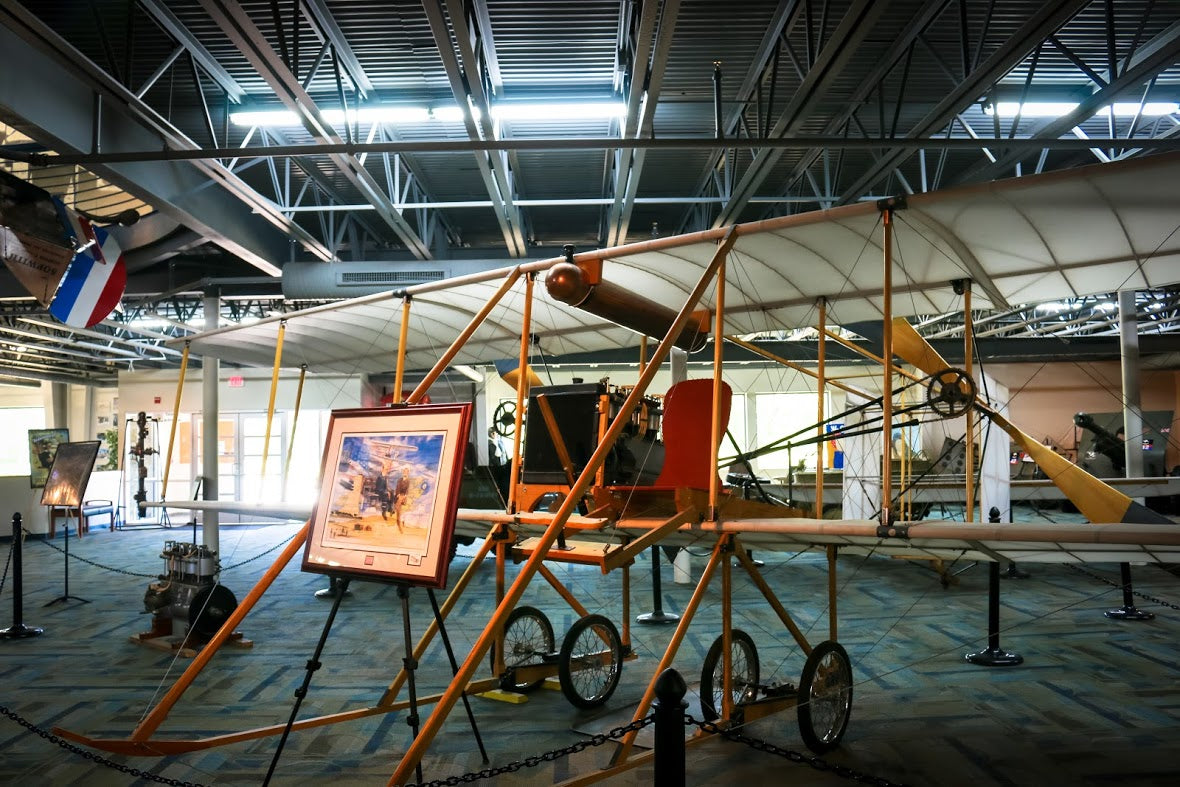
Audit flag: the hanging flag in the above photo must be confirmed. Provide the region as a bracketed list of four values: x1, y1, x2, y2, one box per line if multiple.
[49, 198, 127, 328]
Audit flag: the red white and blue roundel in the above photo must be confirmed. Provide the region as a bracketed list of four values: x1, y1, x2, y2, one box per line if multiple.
[49, 199, 127, 328]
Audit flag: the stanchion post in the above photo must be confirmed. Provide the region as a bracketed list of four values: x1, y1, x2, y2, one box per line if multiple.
[966, 507, 1022, 667]
[652, 668, 687, 787]
[637, 546, 679, 624]
[1, 513, 44, 639]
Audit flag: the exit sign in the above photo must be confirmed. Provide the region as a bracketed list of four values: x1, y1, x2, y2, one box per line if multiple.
[227, 375, 245, 388]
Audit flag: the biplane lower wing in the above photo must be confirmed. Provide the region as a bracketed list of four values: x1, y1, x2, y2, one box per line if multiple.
[453, 509, 1180, 565]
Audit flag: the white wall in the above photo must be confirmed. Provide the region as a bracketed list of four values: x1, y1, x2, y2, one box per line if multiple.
[117, 368, 363, 416]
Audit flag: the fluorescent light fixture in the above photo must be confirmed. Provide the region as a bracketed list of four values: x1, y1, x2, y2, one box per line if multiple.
[1035, 301, 1067, 312]
[230, 101, 628, 128]
[230, 106, 430, 127]
[1093, 301, 1117, 312]
[491, 101, 627, 121]
[985, 101, 1179, 118]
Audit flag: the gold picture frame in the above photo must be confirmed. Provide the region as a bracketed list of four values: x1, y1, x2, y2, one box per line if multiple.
[302, 404, 472, 588]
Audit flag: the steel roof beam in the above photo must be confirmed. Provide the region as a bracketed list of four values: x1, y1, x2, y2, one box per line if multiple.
[301, 0, 374, 99]
[604, 0, 680, 247]
[836, 0, 1092, 204]
[138, 0, 245, 103]
[960, 19, 1180, 183]
[712, 0, 889, 227]
[0, 2, 329, 271]
[422, 0, 527, 257]
[198, 0, 432, 259]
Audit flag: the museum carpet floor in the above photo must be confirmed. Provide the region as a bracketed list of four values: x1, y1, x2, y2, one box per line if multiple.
[2, 505, 1179, 786]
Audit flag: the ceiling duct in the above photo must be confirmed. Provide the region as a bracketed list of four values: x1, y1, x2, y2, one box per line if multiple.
[281, 259, 516, 299]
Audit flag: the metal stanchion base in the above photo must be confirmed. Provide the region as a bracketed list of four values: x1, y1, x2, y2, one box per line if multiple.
[965, 647, 1023, 666]
[0, 624, 44, 639]
[1105, 606, 1154, 621]
[636, 611, 680, 625]
[1002, 563, 1030, 579]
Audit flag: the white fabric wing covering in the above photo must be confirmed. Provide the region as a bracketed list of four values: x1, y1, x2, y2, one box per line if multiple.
[178, 152, 1180, 374]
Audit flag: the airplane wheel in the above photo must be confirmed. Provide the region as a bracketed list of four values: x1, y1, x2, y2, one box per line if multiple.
[699, 629, 760, 722]
[558, 614, 623, 709]
[493, 606, 554, 692]
[797, 640, 853, 753]
[926, 368, 976, 418]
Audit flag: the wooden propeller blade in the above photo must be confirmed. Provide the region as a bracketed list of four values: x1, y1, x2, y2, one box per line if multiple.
[890, 318, 1169, 524]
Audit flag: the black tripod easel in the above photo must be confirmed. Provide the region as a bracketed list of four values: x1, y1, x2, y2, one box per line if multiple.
[263, 577, 485, 787]
[44, 506, 89, 607]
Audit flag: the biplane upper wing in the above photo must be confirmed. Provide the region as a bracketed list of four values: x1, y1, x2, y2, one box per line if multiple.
[176, 152, 1180, 373]
[166, 152, 1180, 565]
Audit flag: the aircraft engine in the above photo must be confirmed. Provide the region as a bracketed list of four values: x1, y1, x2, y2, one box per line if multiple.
[142, 541, 237, 639]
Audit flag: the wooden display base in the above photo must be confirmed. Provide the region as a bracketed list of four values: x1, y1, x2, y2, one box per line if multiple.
[130, 629, 253, 659]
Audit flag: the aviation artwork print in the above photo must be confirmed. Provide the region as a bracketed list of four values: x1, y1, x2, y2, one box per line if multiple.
[302, 403, 472, 589]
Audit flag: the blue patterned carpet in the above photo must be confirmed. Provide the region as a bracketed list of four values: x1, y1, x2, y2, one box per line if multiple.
[2, 507, 1179, 786]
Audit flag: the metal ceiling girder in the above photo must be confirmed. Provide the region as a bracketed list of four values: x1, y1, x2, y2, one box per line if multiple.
[605, 0, 680, 248]
[422, 0, 527, 258]
[777, 0, 955, 204]
[137, 0, 244, 103]
[683, 0, 802, 208]
[713, 0, 890, 228]
[301, 0, 374, 98]
[199, 12, 393, 255]
[262, 127, 389, 248]
[836, 0, 1093, 204]
[962, 19, 1180, 183]
[197, 0, 432, 259]
[0, 2, 327, 273]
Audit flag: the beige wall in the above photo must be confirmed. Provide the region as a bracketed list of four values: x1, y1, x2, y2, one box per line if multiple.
[985, 362, 1179, 470]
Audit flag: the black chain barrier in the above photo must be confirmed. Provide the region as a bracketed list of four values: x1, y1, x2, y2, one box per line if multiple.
[402, 716, 653, 786]
[0, 704, 206, 787]
[688, 715, 910, 786]
[2, 695, 910, 785]
[1067, 563, 1180, 611]
[23, 527, 299, 578]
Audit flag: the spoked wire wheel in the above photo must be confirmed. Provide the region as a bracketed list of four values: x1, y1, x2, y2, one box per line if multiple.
[796, 640, 853, 753]
[557, 614, 623, 709]
[699, 629, 760, 722]
[493, 605, 554, 692]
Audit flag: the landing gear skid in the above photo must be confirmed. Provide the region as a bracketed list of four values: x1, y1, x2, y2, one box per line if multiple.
[492, 610, 625, 709]
[698, 633, 853, 754]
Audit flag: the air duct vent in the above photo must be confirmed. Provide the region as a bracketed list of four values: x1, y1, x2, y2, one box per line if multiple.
[339, 270, 445, 286]
[281, 259, 519, 299]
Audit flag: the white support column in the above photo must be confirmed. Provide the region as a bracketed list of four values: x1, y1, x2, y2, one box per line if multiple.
[202, 289, 220, 557]
[979, 373, 1011, 522]
[842, 393, 879, 520]
[1119, 290, 1144, 481]
[670, 347, 692, 583]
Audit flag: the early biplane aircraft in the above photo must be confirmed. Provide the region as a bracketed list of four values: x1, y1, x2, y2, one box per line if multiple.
[56, 151, 1180, 784]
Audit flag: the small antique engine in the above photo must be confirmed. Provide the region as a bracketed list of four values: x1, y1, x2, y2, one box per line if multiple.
[143, 541, 237, 639]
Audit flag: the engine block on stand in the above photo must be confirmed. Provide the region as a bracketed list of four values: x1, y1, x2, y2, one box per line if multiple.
[140, 541, 238, 645]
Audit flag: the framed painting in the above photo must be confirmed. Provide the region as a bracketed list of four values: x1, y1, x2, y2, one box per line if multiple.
[28, 427, 69, 488]
[302, 403, 472, 588]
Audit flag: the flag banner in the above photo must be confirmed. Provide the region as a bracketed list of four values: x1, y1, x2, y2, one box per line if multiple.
[49, 198, 127, 328]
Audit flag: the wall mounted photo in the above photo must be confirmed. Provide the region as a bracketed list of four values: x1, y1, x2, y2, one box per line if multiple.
[302, 404, 472, 588]
[27, 427, 69, 488]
